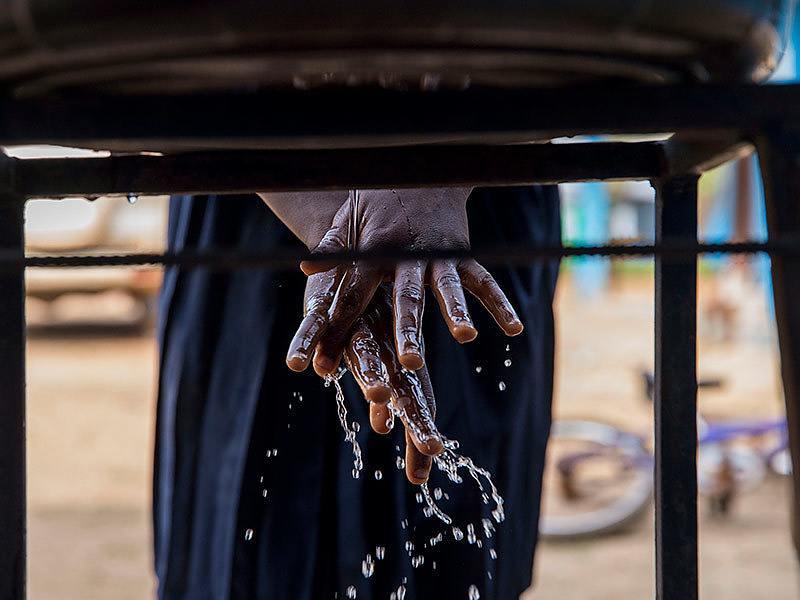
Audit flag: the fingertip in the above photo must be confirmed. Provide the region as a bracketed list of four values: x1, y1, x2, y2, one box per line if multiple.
[506, 320, 524, 336]
[286, 354, 309, 372]
[364, 384, 392, 404]
[408, 472, 429, 485]
[452, 323, 478, 344]
[369, 404, 393, 434]
[300, 260, 326, 276]
[312, 353, 339, 377]
[399, 352, 424, 371]
[418, 436, 444, 457]
[406, 465, 431, 485]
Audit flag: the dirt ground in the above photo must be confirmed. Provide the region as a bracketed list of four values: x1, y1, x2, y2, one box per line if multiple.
[26, 269, 799, 599]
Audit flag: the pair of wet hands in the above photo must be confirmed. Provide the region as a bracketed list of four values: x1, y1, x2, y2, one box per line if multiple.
[282, 189, 523, 485]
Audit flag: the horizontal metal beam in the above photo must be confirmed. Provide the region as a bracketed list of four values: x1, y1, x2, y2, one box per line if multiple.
[14, 142, 664, 197]
[1, 84, 798, 150]
[11, 237, 800, 273]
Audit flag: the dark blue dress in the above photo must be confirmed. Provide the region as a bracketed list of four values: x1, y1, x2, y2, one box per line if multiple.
[154, 187, 560, 600]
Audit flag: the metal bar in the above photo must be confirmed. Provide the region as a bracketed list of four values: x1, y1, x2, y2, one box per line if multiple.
[12, 142, 665, 198]
[0, 84, 798, 149]
[0, 188, 26, 600]
[755, 126, 800, 559]
[4, 237, 797, 272]
[653, 174, 699, 600]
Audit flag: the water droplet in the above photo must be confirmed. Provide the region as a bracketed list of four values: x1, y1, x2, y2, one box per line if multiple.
[262, 489, 268, 498]
[482, 518, 495, 538]
[396, 457, 405, 470]
[126, 193, 138, 205]
[272, 448, 278, 456]
[396, 585, 407, 600]
[405, 541, 414, 552]
[452, 527, 464, 541]
[474, 366, 482, 373]
[352, 468, 360, 479]
[376, 546, 385, 560]
[467, 523, 477, 544]
[433, 487, 443, 500]
[244, 528, 254, 541]
[505, 344, 510, 352]
[416, 492, 424, 504]
[411, 555, 425, 568]
[432, 561, 437, 570]
[498, 381, 506, 391]
[361, 554, 374, 578]
[468, 584, 481, 599]
[266, 450, 272, 458]
[346, 585, 357, 598]
[374, 470, 383, 481]
[423, 507, 433, 518]
[504, 358, 512, 367]
[352, 421, 360, 433]
[490, 549, 497, 559]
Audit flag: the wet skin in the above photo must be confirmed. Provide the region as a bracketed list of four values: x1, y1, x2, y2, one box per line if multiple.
[283, 188, 524, 373]
[260, 188, 524, 484]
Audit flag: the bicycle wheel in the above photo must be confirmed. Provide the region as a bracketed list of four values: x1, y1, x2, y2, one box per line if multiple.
[540, 420, 653, 540]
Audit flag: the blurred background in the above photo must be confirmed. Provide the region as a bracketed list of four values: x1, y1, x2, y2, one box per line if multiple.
[17, 142, 797, 598]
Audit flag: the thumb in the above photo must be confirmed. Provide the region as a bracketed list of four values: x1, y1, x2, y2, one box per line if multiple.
[300, 199, 351, 276]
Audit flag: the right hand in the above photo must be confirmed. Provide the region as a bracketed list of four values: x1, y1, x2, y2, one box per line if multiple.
[287, 188, 524, 377]
[296, 273, 444, 484]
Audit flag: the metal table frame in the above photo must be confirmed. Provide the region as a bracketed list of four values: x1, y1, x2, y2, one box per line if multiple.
[1, 82, 799, 600]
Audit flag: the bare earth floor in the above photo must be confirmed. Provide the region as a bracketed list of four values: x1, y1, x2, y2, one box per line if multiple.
[26, 272, 799, 599]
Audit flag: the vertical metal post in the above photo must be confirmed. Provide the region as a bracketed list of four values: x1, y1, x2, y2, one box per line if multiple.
[756, 127, 800, 560]
[653, 174, 699, 600]
[0, 183, 26, 599]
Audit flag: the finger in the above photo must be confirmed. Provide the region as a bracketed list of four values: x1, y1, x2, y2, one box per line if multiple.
[300, 199, 351, 275]
[393, 260, 426, 370]
[458, 259, 524, 336]
[312, 266, 382, 376]
[387, 364, 444, 457]
[430, 260, 477, 343]
[286, 270, 339, 372]
[405, 430, 433, 485]
[370, 402, 393, 435]
[344, 319, 392, 404]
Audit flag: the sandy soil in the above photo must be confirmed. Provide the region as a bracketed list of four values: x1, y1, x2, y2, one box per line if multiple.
[25, 271, 799, 599]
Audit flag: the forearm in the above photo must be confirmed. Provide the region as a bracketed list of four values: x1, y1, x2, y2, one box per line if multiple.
[258, 192, 348, 249]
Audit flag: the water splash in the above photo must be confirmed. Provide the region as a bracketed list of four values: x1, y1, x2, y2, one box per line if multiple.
[420, 482, 453, 524]
[326, 370, 363, 479]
